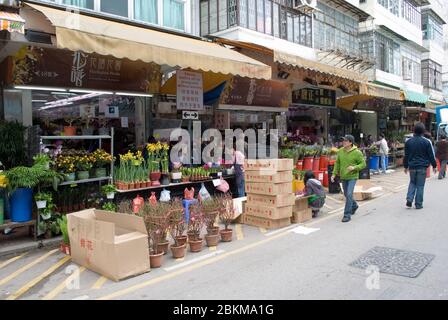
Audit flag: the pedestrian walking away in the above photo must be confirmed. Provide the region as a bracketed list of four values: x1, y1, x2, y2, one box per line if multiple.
[435, 134, 448, 179]
[304, 171, 326, 218]
[404, 123, 438, 209]
[331, 135, 367, 223]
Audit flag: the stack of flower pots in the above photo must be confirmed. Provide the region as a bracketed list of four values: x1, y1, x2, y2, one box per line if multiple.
[243, 159, 295, 229]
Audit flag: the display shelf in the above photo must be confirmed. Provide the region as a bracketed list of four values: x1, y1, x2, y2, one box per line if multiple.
[59, 176, 112, 186]
[116, 175, 235, 193]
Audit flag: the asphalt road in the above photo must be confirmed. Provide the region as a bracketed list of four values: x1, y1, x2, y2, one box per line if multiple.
[1, 171, 447, 300]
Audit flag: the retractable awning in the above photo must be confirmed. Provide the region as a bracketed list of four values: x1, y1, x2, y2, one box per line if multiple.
[26, 3, 271, 80]
[336, 82, 402, 111]
[0, 11, 25, 34]
[401, 90, 429, 105]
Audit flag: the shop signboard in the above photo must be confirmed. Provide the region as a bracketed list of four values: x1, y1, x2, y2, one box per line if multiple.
[7, 46, 161, 93]
[220, 77, 289, 108]
[291, 88, 336, 107]
[182, 110, 199, 120]
[176, 70, 204, 111]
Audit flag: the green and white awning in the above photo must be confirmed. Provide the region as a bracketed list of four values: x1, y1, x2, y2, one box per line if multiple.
[401, 90, 429, 105]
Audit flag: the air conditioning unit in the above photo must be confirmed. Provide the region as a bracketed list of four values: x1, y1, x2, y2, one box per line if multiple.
[293, 0, 317, 12]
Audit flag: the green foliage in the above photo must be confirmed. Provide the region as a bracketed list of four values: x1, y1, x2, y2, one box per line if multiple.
[102, 202, 117, 212]
[5, 165, 62, 193]
[33, 154, 51, 166]
[101, 184, 117, 194]
[35, 192, 52, 202]
[0, 121, 26, 169]
[58, 215, 70, 245]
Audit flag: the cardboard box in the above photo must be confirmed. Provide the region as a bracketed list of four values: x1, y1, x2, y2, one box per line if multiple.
[245, 204, 293, 220]
[67, 209, 151, 282]
[352, 180, 383, 201]
[245, 170, 293, 184]
[244, 215, 291, 230]
[244, 159, 294, 172]
[232, 197, 246, 221]
[245, 181, 293, 195]
[291, 208, 313, 224]
[294, 196, 311, 212]
[246, 193, 295, 208]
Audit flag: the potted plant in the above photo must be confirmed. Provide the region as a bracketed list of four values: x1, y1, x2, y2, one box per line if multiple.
[187, 204, 204, 252]
[5, 165, 60, 223]
[35, 192, 52, 209]
[76, 155, 93, 180]
[202, 198, 220, 247]
[63, 118, 77, 136]
[181, 168, 191, 182]
[218, 195, 234, 242]
[313, 146, 322, 171]
[319, 147, 330, 171]
[33, 154, 52, 170]
[58, 215, 70, 255]
[102, 184, 117, 199]
[171, 167, 182, 183]
[169, 199, 187, 258]
[102, 202, 117, 212]
[92, 149, 113, 178]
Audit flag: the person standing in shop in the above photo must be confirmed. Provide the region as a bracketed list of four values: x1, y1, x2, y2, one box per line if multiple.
[435, 134, 448, 179]
[331, 135, 367, 223]
[404, 123, 437, 209]
[377, 133, 389, 174]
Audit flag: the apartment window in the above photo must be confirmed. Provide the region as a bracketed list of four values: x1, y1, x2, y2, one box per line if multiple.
[422, 12, 443, 46]
[163, 0, 185, 30]
[100, 0, 128, 17]
[134, 0, 158, 24]
[402, 0, 421, 27]
[209, 0, 218, 33]
[314, 2, 359, 56]
[248, 0, 256, 30]
[62, 0, 94, 9]
[219, 0, 228, 31]
[287, 12, 293, 42]
[401, 46, 421, 85]
[273, 2, 279, 38]
[264, 0, 272, 35]
[377, 0, 399, 17]
[361, 32, 401, 76]
[240, 0, 248, 28]
[256, 0, 265, 33]
[422, 60, 442, 91]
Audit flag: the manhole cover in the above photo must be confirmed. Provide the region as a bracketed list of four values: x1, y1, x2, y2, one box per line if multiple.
[350, 247, 435, 278]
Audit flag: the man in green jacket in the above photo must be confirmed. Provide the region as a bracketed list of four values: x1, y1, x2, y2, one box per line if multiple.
[331, 135, 367, 223]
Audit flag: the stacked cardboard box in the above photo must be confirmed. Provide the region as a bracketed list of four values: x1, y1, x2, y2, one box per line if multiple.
[292, 196, 313, 224]
[243, 159, 294, 229]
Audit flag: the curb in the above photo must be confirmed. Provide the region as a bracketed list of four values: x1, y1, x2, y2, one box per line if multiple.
[0, 236, 62, 258]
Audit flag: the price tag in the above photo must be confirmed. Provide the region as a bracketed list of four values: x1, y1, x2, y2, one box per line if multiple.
[213, 179, 222, 187]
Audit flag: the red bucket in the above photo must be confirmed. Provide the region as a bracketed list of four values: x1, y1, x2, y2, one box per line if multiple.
[313, 170, 324, 185]
[296, 160, 304, 171]
[313, 157, 321, 171]
[303, 157, 314, 171]
[323, 171, 329, 188]
[319, 155, 329, 171]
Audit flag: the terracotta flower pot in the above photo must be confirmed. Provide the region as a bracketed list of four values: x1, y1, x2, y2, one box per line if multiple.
[150, 172, 161, 186]
[63, 126, 77, 136]
[205, 234, 219, 247]
[188, 238, 203, 252]
[171, 244, 186, 259]
[149, 252, 164, 268]
[207, 226, 220, 236]
[60, 243, 71, 255]
[220, 229, 233, 242]
[175, 236, 188, 247]
[157, 241, 170, 255]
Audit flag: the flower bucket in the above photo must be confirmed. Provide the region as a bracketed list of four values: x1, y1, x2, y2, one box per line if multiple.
[313, 170, 324, 185]
[107, 192, 115, 200]
[77, 171, 89, 180]
[368, 156, 380, 171]
[296, 160, 304, 171]
[65, 173, 76, 182]
[36, 200, 47, 209]
[11, 188, 33, 223]
[313, 157, 321, 171]
[303, 157, 314, 171]
[293, 180, 305, 192]
[63, 126, 76, 136]
[323, 171, 329, 188]
[95, 168, 107, 178]
[319, 155, 329, 171]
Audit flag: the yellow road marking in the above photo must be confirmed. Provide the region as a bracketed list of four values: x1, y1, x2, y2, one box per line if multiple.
[0, 249, 58, 287]
[0, 252, 28, 270]
[208, 246, 217, 252]
[92, 276, 108, 290]
[236, 224, 244, 240]
[6, 255, 71, 300]
[259, 228, 267, 234]
[42, 267, 86, 300]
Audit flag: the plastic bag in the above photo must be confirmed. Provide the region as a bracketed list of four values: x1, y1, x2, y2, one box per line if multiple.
[133, 195, 145, 214]
[184, 187, 195, 200]
[160, 189, 171, 202]
[198, 183, 212, 202]
[216, 177, 230, 193]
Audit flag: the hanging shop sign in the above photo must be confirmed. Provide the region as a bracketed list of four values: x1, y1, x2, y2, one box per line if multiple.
[0, 12, 25, 34]
[7, 46, 161, 93]
[176, 70, 204, 111]
[291, 88, 336, 107]
[182, 110, 199, 120]
[220, 77, 289, 108]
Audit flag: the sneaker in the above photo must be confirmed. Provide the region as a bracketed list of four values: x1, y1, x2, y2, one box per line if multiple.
[312, 210, 319, 218]
[352, 206, 359, 215]
[415, 206, 423, 210]
[342, 216, 351, 223]
[406, 201, 412, 208]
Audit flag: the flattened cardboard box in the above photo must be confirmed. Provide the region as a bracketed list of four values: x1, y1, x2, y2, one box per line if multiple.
[245, 181, 292, 195]
[67, 209, 150, 282]
[244, 159, 293, 172]
[244, 215, 291, 230]
[247, 193, 295, 208]
[352, 180, 383, 201]
[245, 170, 293, 184]
[291, 208, 313, 224]
[245, 204, 293, 220]
[294, 196, 311, 212]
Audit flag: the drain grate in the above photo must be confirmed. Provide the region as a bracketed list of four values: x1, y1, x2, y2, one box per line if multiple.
[350, 247, 435, 278]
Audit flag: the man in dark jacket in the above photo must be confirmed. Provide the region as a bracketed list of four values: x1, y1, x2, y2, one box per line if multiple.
[435, 134, 448, 179]
[404, 123, 437, 209]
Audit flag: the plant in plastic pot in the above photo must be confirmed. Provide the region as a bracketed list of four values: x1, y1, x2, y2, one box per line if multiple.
[76, 155, 93, 180]
[102, 202, 117, 212]
[35, 192, 52, 209]
[33, 154, 52, 170]
[58, 215, 70, 255]
[101, 184, 117, 200]
[91, 149, 113, 178]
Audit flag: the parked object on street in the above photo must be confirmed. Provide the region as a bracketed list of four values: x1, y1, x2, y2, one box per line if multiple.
[292, 196, 313, 224]
[67, 209, 150, 281]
